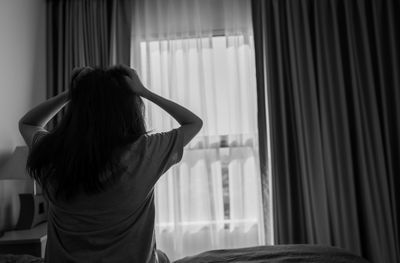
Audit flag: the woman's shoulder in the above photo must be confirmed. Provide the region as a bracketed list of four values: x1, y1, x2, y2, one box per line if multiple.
[121, 131, 166, 159]
[118, 134, 148, 161]
[114, 129, 184, 170]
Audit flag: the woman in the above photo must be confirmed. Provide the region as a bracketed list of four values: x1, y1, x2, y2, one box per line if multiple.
[19, 65, 203, 263]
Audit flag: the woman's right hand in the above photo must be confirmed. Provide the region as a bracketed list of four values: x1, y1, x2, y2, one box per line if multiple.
[119, 65, 149, 96]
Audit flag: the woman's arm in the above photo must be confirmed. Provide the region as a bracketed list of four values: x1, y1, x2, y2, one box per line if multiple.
[19, 90, 69, 147]
[142, 89, 203, 146]
[124, 68, 203, 146]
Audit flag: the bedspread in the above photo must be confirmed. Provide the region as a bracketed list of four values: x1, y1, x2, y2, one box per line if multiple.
[0, 254, 43, 263]
[174, 244, 370, 263]
[0, 244, 370, 263]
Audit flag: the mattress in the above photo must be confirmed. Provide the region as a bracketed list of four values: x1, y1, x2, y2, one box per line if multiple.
[0, 254, 43, 263]
[174, 244, 370, 263]
[0, 244, 370, 263]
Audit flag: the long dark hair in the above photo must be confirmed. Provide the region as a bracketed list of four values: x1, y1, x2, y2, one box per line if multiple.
[27, 65, 146, 200]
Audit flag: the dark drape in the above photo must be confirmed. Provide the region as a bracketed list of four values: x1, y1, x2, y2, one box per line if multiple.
[110, 0, 132, 65]
[46, 0, 131, 126]
[252, 0, 273, 244]
[252, 0, 400, 262]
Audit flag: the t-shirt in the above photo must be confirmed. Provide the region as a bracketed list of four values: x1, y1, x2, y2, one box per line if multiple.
[33, 129, 184, 263]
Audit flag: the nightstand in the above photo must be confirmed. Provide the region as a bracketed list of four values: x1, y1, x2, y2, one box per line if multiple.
[0, 222, 47, 257]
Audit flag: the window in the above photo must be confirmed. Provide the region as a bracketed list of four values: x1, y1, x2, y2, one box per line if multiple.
[137, 35, 266, 260]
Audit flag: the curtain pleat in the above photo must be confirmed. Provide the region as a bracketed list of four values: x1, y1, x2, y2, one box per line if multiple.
[47, 0, 132, 128]
[109, 0, 131, 65]
[252, 0, 400, 262]
[251, 1, 273, 244]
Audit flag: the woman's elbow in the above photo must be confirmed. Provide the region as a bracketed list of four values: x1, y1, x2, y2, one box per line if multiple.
[195, 117, 203, 132]
[18, 119, 26, 133]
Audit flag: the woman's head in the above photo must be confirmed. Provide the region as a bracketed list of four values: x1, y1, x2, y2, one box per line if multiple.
[67, 66, 146, 145]
[27, 65, 147, 200]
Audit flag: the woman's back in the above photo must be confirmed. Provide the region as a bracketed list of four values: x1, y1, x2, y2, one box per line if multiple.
[44, 129, 184, 263]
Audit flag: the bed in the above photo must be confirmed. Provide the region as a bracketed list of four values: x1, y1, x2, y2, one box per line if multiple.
[0, 245, 369, 263]
[0, 254, 43, 263]
[174, 244, 370, 263]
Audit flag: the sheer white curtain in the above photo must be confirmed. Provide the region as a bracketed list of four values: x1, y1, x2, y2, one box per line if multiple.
[130, 0, 266, 260]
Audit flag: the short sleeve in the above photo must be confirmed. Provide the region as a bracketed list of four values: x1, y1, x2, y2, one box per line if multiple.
[144, 128, 184, 175]
[31, 130, 49, 149]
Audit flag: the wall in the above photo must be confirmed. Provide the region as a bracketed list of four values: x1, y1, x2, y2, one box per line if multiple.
[0, 0, 46, 232]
